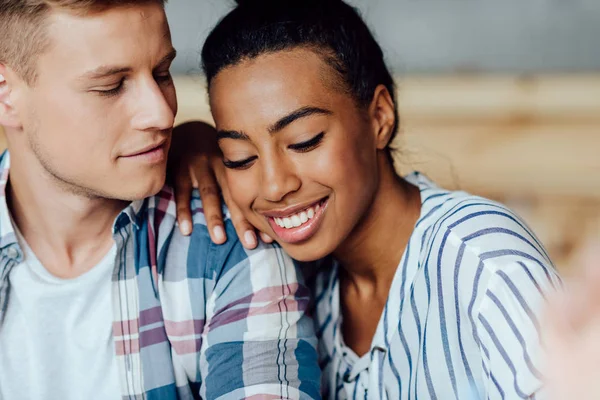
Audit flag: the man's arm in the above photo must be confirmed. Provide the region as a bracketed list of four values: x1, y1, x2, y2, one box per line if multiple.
[199, 220, 321, 400]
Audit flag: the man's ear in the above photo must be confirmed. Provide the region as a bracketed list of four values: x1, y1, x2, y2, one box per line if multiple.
[0, 64, 23, 129]
[368, 84, 396, 150]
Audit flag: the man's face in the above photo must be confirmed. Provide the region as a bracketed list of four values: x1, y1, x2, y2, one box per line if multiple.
[11, 3, 177, 200]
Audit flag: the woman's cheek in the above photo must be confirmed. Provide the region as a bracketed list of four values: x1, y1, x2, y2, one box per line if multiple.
[226, 171, 255, 210]
[318, 144, 358, 184]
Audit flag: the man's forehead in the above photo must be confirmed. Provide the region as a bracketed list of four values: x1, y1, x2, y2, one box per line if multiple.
[39, 3, 171, 76]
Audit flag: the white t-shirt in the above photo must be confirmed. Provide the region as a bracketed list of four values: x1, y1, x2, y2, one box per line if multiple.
[0, 234, 121, 400]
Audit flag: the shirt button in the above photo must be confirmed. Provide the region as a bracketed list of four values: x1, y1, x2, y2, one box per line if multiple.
[343, 372, 352, 383]
[373, 346, 387, 354]
[6, 247, 19, 259]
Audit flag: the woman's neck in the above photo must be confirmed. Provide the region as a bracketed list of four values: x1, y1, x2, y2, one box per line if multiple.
[333, 155, 421, 291]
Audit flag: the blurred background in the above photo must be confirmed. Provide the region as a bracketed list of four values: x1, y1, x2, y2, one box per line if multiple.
[4, 0, 599, 273]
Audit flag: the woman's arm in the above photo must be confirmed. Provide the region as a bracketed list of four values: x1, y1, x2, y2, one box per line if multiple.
[168, 121, 272, 249]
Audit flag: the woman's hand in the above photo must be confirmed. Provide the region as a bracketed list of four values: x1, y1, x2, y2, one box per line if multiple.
[168, 121, 273, 249]
[542, 241, 600, 400]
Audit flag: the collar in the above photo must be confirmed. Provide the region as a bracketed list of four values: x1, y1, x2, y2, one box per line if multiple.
[0, 151, 20, 261]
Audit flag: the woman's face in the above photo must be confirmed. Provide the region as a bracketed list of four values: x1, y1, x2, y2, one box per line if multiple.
[209, 48, 394, 261]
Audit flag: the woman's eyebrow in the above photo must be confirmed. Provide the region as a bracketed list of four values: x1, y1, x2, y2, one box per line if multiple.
[267, 106, 332, 134]
[216, 130, 250, 141]
[216, 106, 332, 140]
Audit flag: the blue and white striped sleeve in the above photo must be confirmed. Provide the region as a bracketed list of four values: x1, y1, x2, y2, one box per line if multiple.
[474, 255, 561, 399]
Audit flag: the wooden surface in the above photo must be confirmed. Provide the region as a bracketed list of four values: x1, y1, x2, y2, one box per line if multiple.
[1, 74, 598, 273]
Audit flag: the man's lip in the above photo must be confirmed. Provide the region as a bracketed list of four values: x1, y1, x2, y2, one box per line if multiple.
[121, 139, 168, 158]
[259, 197, 328, 218]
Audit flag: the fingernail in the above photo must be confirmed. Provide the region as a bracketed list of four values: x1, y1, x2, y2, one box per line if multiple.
[213, 225, 225, 243]
[180, 221, 192, 236]
[244, 231, 257, 247]
[261, 233, 273, 243]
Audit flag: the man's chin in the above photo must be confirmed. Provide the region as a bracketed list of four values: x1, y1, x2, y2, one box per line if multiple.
[112, 175, 167, 202]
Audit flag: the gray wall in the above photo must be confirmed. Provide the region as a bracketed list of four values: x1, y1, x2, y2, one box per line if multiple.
[166, 0, 600, 75]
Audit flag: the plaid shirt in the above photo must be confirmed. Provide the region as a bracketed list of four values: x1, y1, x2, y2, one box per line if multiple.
[0, 151, 320, 400]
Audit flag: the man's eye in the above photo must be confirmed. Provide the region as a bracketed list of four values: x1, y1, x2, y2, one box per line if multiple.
[155, 71, 172, 84]
[223, 156, 257, 170]
[288, 132, 325, 153]
[95, 79, 125, 98]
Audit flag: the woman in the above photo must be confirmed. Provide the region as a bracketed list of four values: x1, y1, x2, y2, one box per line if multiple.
[184, 0, 561, 398]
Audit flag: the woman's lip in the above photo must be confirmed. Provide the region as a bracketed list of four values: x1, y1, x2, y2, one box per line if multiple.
[267, 197, 329, 244]
[260, 197, 328, 218]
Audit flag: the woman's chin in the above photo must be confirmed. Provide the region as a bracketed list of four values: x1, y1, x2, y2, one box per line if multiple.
[278, 240, 333, 263]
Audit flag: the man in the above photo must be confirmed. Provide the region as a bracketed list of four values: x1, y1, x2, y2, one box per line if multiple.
[0, 1, 319, 399]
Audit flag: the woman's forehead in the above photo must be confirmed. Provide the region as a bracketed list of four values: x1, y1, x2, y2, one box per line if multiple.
[210, 49, 348, 108]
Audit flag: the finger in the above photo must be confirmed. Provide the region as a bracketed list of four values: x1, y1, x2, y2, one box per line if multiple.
[231, 214, 257, 250]
[228, 198, 257, 249]
[195, 158, 227, 245]
[214, 167, 258, 249]
[259, 232, 274, 244]
[222, 187, 257, 249]
[174, 168, 193, 236]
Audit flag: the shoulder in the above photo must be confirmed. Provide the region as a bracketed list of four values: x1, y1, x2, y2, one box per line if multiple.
[411, 176, 560, 307]
[144, 186, 248, 281]
[428, 192, 554, 271]
[409, 171, 552, 268]
[148, 186, 232, 230]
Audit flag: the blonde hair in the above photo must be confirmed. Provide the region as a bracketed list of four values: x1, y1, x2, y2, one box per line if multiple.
[0, 0, 166, 83]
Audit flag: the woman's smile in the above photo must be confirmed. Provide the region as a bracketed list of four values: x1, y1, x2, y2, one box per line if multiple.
[263, 197, 329, 244]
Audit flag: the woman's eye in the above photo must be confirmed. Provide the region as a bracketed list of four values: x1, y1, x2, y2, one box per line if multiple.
[288, 132, 325, 152]
[223, 156, 258, 170]
[95, 79, 125, 98]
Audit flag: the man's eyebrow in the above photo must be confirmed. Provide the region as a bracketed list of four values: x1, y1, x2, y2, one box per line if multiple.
[267, 106, 333, 134]
[217, 130, 250, 141]
[154, 48, 177, 70]
[80, 48, 177, 80]
[80, 66, 132, 81]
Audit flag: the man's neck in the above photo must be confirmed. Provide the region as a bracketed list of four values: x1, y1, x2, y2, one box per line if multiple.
[7, 149, 127, 279]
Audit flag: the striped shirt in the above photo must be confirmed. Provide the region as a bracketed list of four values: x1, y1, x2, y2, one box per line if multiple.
[0, 151, 320, 400]
[309, 172, 560, 400]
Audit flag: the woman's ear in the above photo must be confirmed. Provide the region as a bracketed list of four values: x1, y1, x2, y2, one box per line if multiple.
[0, 65, 23, 129]
[368, 84, 396, 150]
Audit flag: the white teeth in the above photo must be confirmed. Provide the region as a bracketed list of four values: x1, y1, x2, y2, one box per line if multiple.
[300, 212, 308, 224]
[272, 202, 323, 230]
[291, 215, 302, 227]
